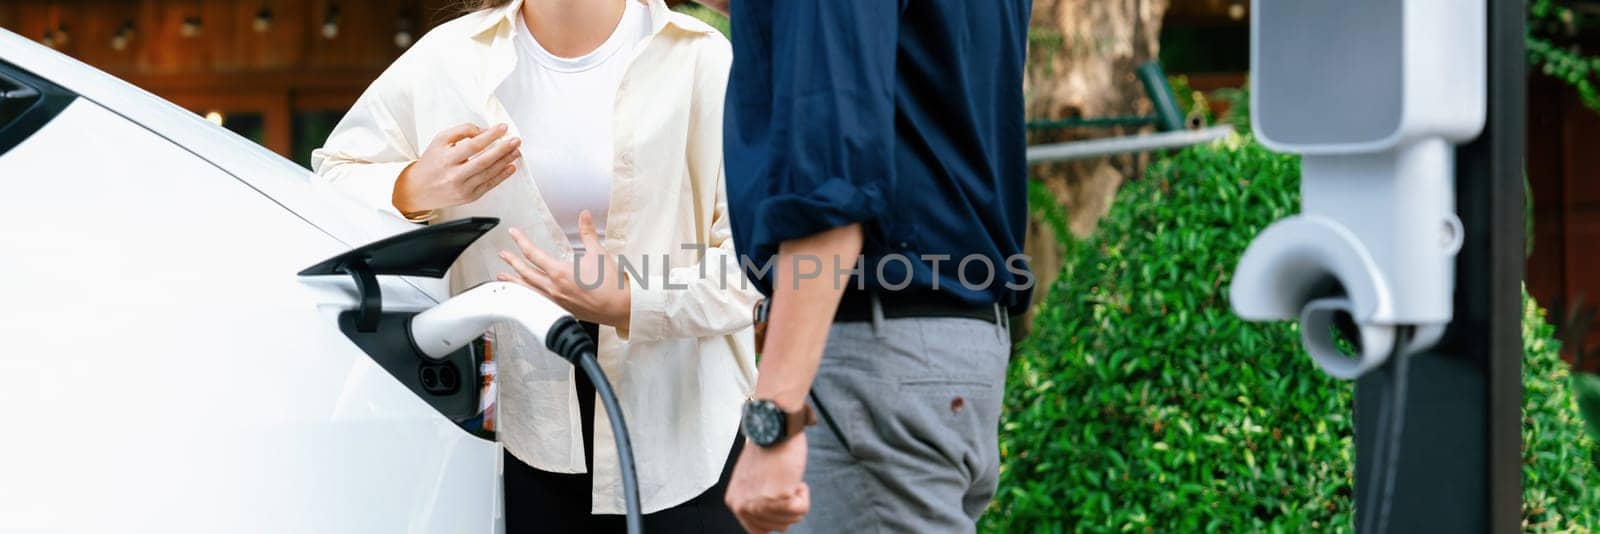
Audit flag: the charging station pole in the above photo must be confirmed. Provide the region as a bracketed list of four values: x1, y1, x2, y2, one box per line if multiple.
[1352, 0, 1525, 531]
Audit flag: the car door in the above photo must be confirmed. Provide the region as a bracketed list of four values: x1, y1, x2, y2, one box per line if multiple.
[0, 50, 499, 533]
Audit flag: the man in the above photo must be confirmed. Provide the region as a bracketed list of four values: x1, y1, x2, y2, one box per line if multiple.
[719, 1, 1034, 532]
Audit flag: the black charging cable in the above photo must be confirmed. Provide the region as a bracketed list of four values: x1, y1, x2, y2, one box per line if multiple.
[1360, 327, 1413, 534]
[545, 316, 643, 534]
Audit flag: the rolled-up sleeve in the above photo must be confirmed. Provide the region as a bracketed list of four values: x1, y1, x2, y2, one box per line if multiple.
[728, 0, 900, 262]
[310, 58, 425, 221]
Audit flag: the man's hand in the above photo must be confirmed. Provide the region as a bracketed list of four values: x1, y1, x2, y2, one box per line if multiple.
[724, 223, 863, 531]
[497, 210, 631, 329]
[725, 433, 810, 533]
[393, 123, 522, 217]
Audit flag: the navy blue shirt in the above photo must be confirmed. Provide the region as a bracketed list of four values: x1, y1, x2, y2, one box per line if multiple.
[724, 0, 1034, 313]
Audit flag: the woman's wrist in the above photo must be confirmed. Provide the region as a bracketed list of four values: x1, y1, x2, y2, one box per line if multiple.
[392, 162, 424, 214]
[392, 163, 438, 221]
[608, 276, 632, 330]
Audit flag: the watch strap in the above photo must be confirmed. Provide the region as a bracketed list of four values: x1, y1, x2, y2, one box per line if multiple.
[752, 298, 771, 354]
[784, 402, 817, 440]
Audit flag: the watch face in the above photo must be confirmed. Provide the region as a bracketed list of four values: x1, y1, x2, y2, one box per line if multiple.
[742, 400, 783, 447]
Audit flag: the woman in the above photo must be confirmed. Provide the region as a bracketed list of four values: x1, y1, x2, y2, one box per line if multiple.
[310, 1, 757, 531]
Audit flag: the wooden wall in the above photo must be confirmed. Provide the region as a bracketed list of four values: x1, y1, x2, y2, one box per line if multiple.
[1527, 74, 1600, 366]
[0, 0, 465, 156]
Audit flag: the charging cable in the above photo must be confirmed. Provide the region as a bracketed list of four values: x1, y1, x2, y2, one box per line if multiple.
[545, 316, 642, 534]
[1359, 327, 1414, 534]
[409, 282, 644, 534]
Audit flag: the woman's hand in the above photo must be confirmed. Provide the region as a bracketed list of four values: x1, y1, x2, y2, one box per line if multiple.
[497, 210, 631, 330]
[393, 123, 522, 216]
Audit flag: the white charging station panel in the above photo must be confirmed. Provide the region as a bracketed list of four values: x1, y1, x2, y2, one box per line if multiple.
[1252, 0, 1486, 154]
[1255, 0, 1404, 148]
[1235, 0, 1486, 378]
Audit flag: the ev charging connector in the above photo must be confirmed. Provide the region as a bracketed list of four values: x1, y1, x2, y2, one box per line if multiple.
[411, 281, 644, 534]
[1231, 0, 1486, 378]
[301, 218, 645, 534]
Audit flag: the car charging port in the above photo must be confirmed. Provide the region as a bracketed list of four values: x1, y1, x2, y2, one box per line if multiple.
[419, 362, 460, 396]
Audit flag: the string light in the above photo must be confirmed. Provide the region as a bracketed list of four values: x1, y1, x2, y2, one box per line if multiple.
[394, 10, 414, 49]
[253, 7, 273, 34]
[204, 111, 225, 125]
[321, 5, 342, 40]
[110, 21, 134, 51]
[180, 16, 202, 38]
[1228, 0, 1247, 21]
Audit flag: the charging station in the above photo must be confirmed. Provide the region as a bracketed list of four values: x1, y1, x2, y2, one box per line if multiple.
[1231, 1, 1524, 531]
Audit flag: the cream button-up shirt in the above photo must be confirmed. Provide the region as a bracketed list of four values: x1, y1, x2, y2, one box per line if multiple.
[310, 0, 759, 515]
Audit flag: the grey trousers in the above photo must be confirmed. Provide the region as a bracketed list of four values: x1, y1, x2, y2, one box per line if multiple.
[791, 313, 1011, 533]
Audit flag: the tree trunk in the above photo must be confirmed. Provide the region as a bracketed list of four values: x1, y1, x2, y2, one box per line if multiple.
[1019, 0, 1168, 319]
[1029, 0, 1169, 235]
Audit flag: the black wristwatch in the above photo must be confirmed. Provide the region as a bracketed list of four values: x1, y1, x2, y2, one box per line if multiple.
[741, 398, 816, 448]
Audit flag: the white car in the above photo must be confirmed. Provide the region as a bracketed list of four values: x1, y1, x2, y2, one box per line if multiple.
[0, 28, 605, 533]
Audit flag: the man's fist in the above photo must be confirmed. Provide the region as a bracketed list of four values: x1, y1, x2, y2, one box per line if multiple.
[725, 433, 811, 533]
[393, 123, 522, 217]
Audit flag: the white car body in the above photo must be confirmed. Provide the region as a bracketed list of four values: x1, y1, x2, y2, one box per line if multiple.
[0, 29, 502, 533]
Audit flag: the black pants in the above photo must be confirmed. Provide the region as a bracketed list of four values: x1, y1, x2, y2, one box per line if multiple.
[504, 322, 744, 534]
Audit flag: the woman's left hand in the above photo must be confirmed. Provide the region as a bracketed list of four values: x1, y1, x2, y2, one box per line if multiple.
[498, 210, 631, 330]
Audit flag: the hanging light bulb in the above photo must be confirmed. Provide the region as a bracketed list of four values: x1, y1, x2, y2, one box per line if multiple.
[41, 29, 56, 48]
[53, 24, 70, 46]
[321, 5, 342, 40]
[394, 11, 414, 49]
[253, 7, 273, 34]
[180, 16, 202, 38]
[204, 110, 225, 126]
[110, 21, 135, 51]
[1228, 0, 1247, 21]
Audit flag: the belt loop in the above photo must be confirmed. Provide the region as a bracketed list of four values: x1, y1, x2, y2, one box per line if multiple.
[870, 291, 887, 339]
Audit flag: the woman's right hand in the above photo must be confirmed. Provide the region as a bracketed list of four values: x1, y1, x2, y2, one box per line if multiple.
[392, 123, 523, 216]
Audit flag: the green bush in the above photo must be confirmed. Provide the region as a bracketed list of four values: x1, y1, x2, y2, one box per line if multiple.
[1522, 304, 1600, 531]
[986, 134, 1600, 532]
[672, 4, 730, 36]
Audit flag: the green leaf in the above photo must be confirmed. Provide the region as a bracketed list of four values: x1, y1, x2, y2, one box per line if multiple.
[1570, 373, 1600, 442]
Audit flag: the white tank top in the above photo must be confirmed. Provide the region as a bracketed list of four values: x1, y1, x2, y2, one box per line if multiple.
[502, 2, 650, 250]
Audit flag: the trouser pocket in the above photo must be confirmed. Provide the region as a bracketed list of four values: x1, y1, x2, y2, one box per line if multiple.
[805, 318, 1010, 530]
